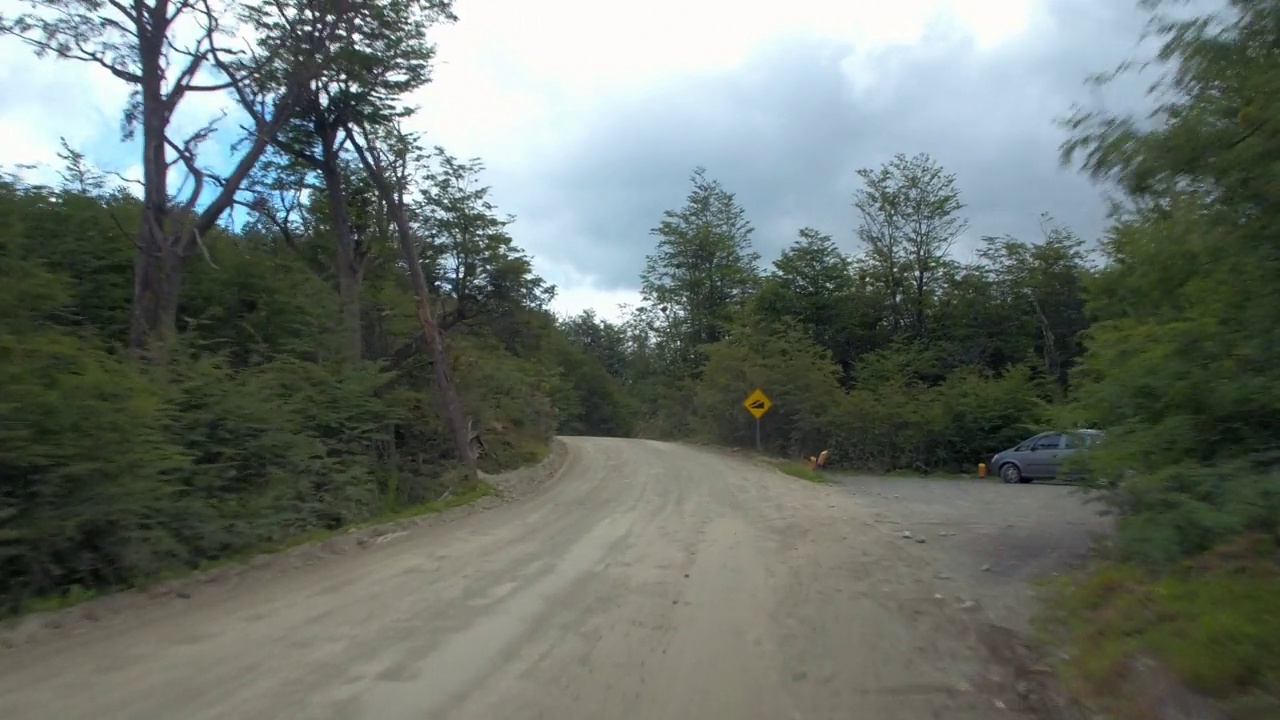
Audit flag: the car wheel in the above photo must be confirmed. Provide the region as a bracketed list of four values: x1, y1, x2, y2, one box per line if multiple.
[1000, 463, 1022, 484]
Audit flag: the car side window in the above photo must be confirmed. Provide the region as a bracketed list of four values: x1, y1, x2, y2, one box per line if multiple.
[1064, 433, 1083, 449]
[1032, 434, 1063, 451]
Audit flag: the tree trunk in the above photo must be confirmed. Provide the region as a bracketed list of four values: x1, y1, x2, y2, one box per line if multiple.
[130, 64, 184, 361]
[347, 127, 478, 482]
[337, 269, 364, 360]
[129, 23, 179, 358]
[396, 216, 478, 482]
[128, 226, 186, 359]
[1030, 295, 1061, 386]
[321, 156, 366, 364]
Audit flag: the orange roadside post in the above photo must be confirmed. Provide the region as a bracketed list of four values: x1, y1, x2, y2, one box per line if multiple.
[978, 462, 987, 479]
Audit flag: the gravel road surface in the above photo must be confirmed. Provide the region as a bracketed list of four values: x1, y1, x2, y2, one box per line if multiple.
[833, 473, 1113, 632]
[0, 438, 1106, 720]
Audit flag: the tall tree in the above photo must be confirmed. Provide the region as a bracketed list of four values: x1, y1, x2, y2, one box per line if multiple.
[977, 216, 1091, 388]
[854, 153, 967, 340]
[927, 264, 1010, 371]
[1062, 0, 1280, 212]
[561, 310, 632, 381]
[752, 228, 859, 375]
[0, 0, 311, 356]
[245, 0, 455, 362]
[346, 121, 478, 481]
[417, 149, 553, 330]
[640, 167, 760, 376]
[380, 149, 554, 370]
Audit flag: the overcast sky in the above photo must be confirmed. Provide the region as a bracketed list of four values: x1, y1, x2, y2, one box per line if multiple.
[0, 0, 1155, 322]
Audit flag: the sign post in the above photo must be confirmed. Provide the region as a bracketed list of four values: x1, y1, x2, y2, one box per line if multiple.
[741, 387, 773, 452]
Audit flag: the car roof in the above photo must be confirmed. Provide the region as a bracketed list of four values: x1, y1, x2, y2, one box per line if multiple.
[1028, 429, 1104, 439]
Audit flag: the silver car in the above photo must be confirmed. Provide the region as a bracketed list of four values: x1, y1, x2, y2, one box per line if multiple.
[991, 429, 1104, 484]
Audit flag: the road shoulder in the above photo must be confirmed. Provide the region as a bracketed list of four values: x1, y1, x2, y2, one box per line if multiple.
[0, 437, 572, 650]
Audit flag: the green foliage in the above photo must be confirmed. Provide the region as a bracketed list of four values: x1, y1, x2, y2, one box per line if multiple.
[639, 167, 761, 377]
[162, 354, 400, 549]
[854, 152, 967, 342]
[822, 355, 1049, 472]
[1039, 1, 1280, 711]
[417, 149, 557, 326]
[550, 349, 636, 438]
[775, 460, 829, 484]
[6, 21, 1276, 720]
[0, 169, 595, 613]
[977, 218, 1091, 389]
[695, 321, 842, 455]
[610, 155, 1078, 474]
[0, 0, 624, 620]
[0, 181, 134, 341]
[1048, 539, 1280, 718]
[1060, 0, 1280, 567]
[752, 228, 859, 374]
[0, 331, 188, 602]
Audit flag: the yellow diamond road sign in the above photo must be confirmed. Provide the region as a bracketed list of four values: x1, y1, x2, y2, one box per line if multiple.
[742, 388, 772, 419]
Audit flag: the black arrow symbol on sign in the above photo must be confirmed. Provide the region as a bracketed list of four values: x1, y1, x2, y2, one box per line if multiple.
[749, 399, 766, 409]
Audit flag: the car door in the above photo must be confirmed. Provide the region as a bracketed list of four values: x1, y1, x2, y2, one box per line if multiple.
[1026, 433, 1065, 478]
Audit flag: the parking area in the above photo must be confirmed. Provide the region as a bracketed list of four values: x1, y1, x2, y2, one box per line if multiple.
[833, 473, 1115, 632]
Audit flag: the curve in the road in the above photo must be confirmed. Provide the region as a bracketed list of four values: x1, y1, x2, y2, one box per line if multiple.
[0, 437, 1041, 720]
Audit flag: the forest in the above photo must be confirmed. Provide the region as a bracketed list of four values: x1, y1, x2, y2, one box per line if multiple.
[1, 0, 1277, 712]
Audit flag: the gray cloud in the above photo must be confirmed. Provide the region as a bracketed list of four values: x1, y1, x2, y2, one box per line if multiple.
[489, 0, 1157, 290]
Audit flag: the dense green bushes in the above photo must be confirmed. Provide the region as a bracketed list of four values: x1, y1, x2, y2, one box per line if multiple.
[0, 177, 620, 613]
[1054, 1, 1280, 571]
[1041, 2, 1280, 713]
[0, 0, 635, 616]
[691, 327, 1050, 472]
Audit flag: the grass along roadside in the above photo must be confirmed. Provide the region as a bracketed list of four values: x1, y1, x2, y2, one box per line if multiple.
[1041, 535, 1280, 720]
[774, 459, 831, 483]
[9, 482, 496, 621]
[6, 434, 559, 624]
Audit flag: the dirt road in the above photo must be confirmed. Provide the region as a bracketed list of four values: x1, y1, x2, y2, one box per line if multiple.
[0, 438, 1093, 720]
